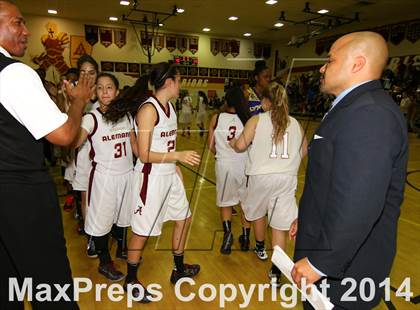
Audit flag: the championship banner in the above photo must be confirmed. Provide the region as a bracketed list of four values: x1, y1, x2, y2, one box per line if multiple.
[113, 28, 126, 48]
[210, 38, 220, 56]
[230, 40, 240, 57]
[99, 27, 113, 47]
[177, 36, 188, 54]
[254, 43, 263, 58]
[219, 68, 228, 78]
[177, 66, 187, 76]
[406, 20, 420, 43]
[101, 61, 114, 72]
[221, 40, 230, 57]
[189, 36, 199, 54]
[229, 69, 239, 78]
[390, 23, 407, 45]
[209, 68, 219, 77]
[128, 63, 140, 73]
[199, 67, 209, 77]
[166, 35, 176, 52]
[140, 31, 152, 48]
[70, 35, 93, 67]
[115, 62, 128, 72]
[187, 67, 198, 76]
[84, 24, 99, 46]
[154, 34, 164, 52]
[262, 44, 272, 59]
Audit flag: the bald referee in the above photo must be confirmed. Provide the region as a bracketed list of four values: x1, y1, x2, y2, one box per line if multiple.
[0, 1, 94, 309]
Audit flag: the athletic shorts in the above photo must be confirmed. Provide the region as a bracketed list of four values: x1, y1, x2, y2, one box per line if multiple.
[84, 169, 133, 237]
[72, 142, 90, 191]
[215, 160, 246, 207]
[131, 171, 191, 237]
[241, 174, 298, 230]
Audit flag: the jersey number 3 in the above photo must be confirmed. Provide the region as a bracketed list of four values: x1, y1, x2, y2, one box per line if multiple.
[270, 132, 289, 159]
[227, 126, 237, 141]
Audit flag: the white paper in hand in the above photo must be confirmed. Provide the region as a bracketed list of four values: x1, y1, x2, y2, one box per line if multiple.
[271, 245, 334, 310]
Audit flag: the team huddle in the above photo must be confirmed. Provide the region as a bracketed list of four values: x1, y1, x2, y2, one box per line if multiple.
[62, 56, 307, 301]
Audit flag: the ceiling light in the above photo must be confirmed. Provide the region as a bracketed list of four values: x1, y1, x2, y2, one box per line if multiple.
[47, 9, 57, 14]
[120, 0, 130, 5]
[159, 23, 164, 27]
[109, 16, 118, 21]
[228, 16, 238, 21]
[202, 27, 211, 32]
[318, 9, 329, 14]
[177, 8, 185, 13]
[274, 22, 284, 27]
[243, 33, 252, 37]
[265, 0, 278, 5]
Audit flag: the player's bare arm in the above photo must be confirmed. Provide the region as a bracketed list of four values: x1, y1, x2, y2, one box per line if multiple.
[230, 115, 258, 152]
[207, 113, 218, 154]
[71, 127, 89, 149]
[136, 103, 200, 166]
[45, 73, 95, 146]
[299, 123, 308, 158]
[130, 130, 138, 157]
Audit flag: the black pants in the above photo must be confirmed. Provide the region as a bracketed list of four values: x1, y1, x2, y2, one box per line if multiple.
[0, 182, 78, 310]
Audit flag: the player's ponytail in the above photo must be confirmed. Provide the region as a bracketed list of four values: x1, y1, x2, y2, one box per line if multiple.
[104, 74, 150, 123]
[104, 62, 178, 123]
[263, 82, 289, 144]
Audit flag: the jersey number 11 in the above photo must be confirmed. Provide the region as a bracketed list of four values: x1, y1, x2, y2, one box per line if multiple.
[270, 132, 289, 159]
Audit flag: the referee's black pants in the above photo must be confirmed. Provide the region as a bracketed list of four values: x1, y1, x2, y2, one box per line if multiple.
[0, 182, 79, 310]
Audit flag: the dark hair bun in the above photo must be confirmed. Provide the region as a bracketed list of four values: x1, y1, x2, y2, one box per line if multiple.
[255, 60, 267, 70]
[254, 60, 268, 76]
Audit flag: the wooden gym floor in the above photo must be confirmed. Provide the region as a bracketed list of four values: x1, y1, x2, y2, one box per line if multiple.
[27, 116, 420, 309]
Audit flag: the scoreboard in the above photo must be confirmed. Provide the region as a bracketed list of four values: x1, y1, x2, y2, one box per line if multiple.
[173, 55, 198, 66]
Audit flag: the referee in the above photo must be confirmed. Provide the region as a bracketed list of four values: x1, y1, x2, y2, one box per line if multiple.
[0, 1, 94, 309]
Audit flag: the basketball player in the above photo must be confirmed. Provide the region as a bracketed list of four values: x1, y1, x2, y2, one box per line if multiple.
[106, 62, 201, 302]
[72, 55, 99, 256]
[208, 87, 252, 254]
[179, 90, 193, 136]
[196, 90, 208, 137]
[73, 73, 137, 281]
[247, 60, 271, 116]
[230, 83, 307, 285]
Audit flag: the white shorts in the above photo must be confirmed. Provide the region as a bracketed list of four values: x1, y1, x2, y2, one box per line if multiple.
[196, 112, 207, 125]
[84, 169, 133, 237]
[179, 111, 192, 124]
[64, 159, 76, 184]
[215, 160, 246, 207]
[242, 174, 298, 230]
[131, 171, 191, 237]
[72, 142, 91, 191]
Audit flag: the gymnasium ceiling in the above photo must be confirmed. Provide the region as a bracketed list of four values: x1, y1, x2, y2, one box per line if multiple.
[14, 0, 420, 43]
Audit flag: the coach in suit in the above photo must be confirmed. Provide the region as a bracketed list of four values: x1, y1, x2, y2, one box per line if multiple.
[290, 32, 408, 309]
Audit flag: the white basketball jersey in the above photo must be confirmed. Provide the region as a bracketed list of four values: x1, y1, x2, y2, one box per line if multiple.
[135, 96, 177, 175]
[214, 112, 247, 161]
[87, 108, 134, 175]
[246, 113, 303, 176]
